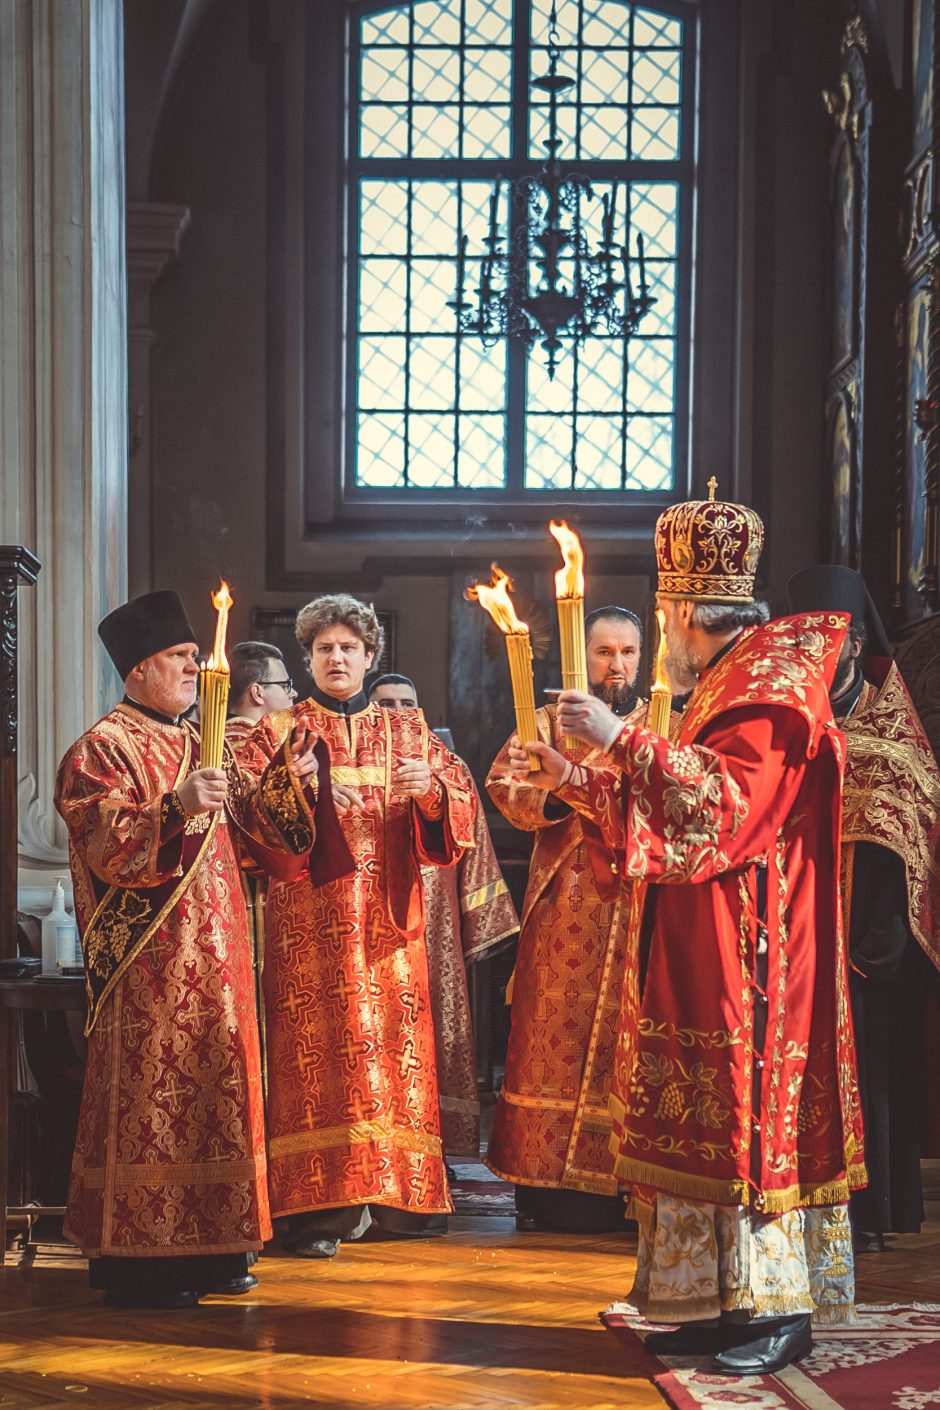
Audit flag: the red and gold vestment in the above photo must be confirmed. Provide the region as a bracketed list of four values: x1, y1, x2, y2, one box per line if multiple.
[55, 704, 311, 1259]
[840, 658, 940, 971]
[239, 699, 475, 1219]
[485, 702, 644, 1195]
[422, 769, 517, 1156]
[558, 615, 866, 1214]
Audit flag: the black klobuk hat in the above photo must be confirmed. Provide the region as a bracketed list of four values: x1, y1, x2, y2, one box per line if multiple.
[98, 591, 198, 680]
[786, 564, 892, 658]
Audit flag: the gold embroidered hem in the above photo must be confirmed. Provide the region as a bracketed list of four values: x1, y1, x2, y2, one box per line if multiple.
[626, 1194, 855, 1326]
[611, 1149, 865, 1213]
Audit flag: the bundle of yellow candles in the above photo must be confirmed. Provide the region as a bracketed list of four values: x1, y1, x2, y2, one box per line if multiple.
[199, 580, 233, 769]
[647, 607, 672, 737]
[548, 520, 587, 744]
[465, 564, 541, 771]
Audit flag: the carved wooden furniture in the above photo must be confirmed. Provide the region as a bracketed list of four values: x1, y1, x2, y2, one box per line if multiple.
[0, 545, 42, 1262]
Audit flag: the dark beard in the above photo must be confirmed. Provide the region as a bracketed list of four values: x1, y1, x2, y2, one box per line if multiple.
[591, 678, 637, 715]
[831, 658, 859, 705]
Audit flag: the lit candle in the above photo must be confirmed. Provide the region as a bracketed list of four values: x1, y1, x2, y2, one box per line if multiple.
[200, 580, 234, 770]
[548, 520, 587, 745]
[647, 607, 672, 737]
[465, 564, 541, 771]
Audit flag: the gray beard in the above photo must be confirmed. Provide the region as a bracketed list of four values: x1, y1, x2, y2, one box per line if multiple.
[664, 644, 699, 694]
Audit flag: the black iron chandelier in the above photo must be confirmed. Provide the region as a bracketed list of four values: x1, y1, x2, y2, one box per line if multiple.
[450, 1, 656, 380]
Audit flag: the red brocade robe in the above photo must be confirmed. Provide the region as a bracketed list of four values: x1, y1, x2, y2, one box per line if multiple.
[557, 615, 866, 1215]
[239, 699, 475, 1219]
[55, 704, 312, 1258]
[485, 702, 645, 1195]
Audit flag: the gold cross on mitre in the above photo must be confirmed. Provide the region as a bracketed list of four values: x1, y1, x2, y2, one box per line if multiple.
[706, 475, 718, 502]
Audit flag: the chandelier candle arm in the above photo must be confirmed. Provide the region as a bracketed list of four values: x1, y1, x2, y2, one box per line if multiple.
[465, 564, 542, 771]
[199, 580, 234, 771]
[647, 607, 672, 738]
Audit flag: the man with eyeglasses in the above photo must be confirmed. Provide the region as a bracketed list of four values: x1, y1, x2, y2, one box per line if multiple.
[226, 642, 298, 746]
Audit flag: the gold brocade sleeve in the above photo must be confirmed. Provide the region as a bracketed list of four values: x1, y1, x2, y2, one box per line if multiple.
[416, 735, 476, 864]
[55, 733, 187, 889]
[486, 705, 568, 832]
[227, 718, 317, 872]
[557, 709, 812, 884]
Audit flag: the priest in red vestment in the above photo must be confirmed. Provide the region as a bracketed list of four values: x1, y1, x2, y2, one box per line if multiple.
[788, 565, 940, 1246]
[368, 673, 518, 1159]
[485, 606, 648, 1232]
[55, 592, 319, 1308]
[505, 492, 864, 1376]
[238, 596, 475, 1258]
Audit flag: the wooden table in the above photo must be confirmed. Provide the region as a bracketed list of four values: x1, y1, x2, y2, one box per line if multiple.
[0, 977, 85, 1262]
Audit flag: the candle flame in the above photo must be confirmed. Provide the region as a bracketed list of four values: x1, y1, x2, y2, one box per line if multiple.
[211, 580, 234, 614]
[465, 564, 529, 635]
[206, 579, 234, 672]
[653, 608, 669, 693]
[549, 520, 585, 598]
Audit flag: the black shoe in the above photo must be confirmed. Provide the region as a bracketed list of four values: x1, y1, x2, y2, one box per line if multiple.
[208, 1273, 258, 1295]
[290, 1238, 340, 1259]
[644, 1323, 735, 1356]
[713, 1315, 812, 1376]
[104, 1288, 201, 1310]
[853, 1228, 885, 1254]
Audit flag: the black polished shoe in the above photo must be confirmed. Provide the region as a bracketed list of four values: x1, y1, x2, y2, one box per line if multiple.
[291, 1238, 340, 1259]
[209, 1273, 258, 1295]
[104, 1288, 201, 1310]
[713, 1315, 812, 1376]
[644, 1323, 735, 1356]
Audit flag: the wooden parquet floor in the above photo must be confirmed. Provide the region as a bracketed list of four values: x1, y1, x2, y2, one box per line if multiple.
[0, 1197, 937, 1410]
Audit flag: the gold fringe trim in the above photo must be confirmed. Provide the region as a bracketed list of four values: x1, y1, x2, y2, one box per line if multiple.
[612, 1154, 857, 1213]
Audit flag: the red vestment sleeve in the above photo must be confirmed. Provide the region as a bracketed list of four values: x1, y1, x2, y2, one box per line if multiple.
[413, 735, 476, 868]
[557, 707, 813, 883]
[233, 716, 356, 886]
[56, 736, 185, 887]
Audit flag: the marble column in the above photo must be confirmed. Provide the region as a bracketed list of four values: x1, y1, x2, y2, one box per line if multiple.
[0, 0, 128, 872]
[127, 202, 191, 599]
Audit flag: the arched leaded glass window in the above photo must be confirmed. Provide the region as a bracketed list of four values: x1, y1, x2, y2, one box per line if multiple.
[347, 0, 695, 497]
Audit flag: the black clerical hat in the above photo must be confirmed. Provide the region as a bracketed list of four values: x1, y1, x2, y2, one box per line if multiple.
[98, 591, 198, 680]
[786, 565, 892, 657]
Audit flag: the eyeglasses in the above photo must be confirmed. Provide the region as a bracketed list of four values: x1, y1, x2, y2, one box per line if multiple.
[259, 677, 293, 692]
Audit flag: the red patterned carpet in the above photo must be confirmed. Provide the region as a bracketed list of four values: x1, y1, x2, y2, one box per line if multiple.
[449, 1159, 516, 1216]
[602, 1302, 940, 1409]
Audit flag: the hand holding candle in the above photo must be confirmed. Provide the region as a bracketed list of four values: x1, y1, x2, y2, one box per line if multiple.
[199, 580, 233, 770]
[465, 564, 541, 771]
